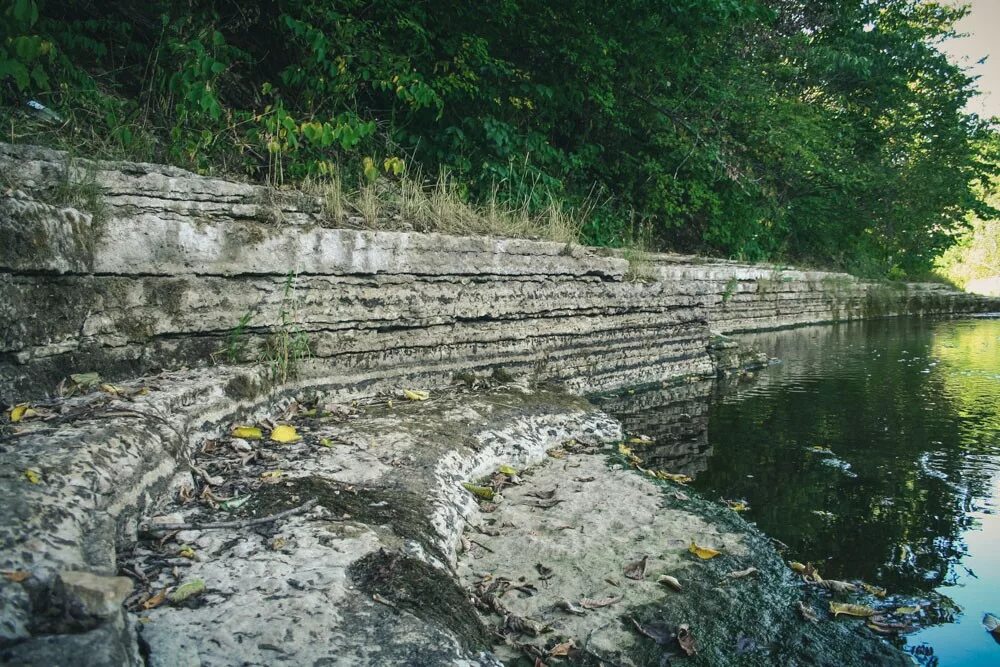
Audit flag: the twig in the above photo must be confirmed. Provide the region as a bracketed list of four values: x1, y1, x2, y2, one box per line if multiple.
[468, 538, 495, 554]
[143, 498, 318, 532]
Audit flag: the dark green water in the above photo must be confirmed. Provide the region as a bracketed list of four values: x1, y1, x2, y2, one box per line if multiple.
[616, 317, 1000, 666]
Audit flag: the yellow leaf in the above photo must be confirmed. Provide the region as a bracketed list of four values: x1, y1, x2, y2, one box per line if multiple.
[656, 471, 693, 484]
[861, 583, 887, 597]
[789, 561, 807, 573]
[829, 602, 875, 618]
[9, 403, 29, 422]
[24, 469, 41, 484]
[688, 542, 721, 560]
[618, 443, 633, 457]
[728, 502, 748, 512]
[462, 482, 495, 500]
[178, 545, 196, 560]
[260, 470, 283, 479]
[269, 424, 300, 443]
[100, 383, 123, 396]
[402, 389, 429, 401]
[231, 426, 263, 440]
[498, 465, 518, 476]
[319, 438, 334, 448]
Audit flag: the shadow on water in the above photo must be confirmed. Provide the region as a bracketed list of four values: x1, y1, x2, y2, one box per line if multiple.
[599, 317, 1000, 666]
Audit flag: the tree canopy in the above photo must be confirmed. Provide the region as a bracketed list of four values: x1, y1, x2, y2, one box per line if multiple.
[2, 0, 996, 276]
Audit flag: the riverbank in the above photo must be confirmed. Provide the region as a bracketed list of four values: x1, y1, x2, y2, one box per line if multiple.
[2, 145, 997, 665]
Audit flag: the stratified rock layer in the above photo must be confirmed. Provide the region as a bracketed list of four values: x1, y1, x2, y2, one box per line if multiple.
[3, 142, 994, 403]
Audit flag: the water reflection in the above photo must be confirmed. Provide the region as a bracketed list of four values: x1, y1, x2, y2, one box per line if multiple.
[601, 317, 1000, 666]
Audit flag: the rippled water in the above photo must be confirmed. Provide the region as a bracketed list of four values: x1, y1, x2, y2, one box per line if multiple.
[611, 317, 1000, 665]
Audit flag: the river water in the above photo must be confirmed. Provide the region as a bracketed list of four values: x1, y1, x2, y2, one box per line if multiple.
[611, 317, 1000, 666]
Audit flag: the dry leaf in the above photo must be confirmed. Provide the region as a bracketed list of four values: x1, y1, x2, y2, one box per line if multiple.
[727, 567, 759, 579]
[983, 613, 1000, 636]
[580, 595, 622, 609]
[269, 424, 300, 443]
[231, 425, 263, 440]
[797, 601, 819, 623]
[2, 570, 30, 583]
[260, 470, 283, 480]
[624, 555, 648, 580]
[829, 602, 875, 618]
[677, 623, 697, 656]
[818, 579, 857, 594]
[894, 606, 920, 615]
[548, 641, 574, 657]
[861, 583, 887, 597]
[402, 389, 429, 401]
[547, 448, 567, 459]
[658, 574, 682, 591]
[178, 545, 196, 560]
[630, 617, 673, 645]
[498, 465, 518, 476]
[656, 471, 693, 484]
[557, 600, 586, 616]
[788, 561, 807, 574]
[23, 469, 41, 484]
[689, 542, 721, 560]
[725, 499, 749, 512]
[142, 589, 167, 610]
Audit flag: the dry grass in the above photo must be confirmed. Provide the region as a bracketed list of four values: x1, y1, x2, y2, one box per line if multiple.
[303, 169, 586, 244]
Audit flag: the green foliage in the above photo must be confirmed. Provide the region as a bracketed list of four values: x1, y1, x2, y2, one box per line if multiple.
[2, 0, 997, 276]
[263, 273, 310, 383]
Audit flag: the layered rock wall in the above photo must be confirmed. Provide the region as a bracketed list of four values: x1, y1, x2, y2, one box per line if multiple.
[2, 143, 993, 404]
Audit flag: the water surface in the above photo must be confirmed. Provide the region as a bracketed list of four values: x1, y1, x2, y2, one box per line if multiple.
[615, 317, 1000, 666]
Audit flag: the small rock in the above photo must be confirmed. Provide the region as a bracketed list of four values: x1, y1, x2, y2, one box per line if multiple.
[56, 570, 133, 620]
[147, 513, 183, 530]
[176, 530, 201, 544]
[231, 438, 252, 452]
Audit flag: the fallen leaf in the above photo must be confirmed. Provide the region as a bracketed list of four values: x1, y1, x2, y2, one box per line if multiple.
[168, 579, 205, 604]
[861, 583, 887, 598]
[23, 469, 41, 484]
[220, 495, 251, 511]
[630, 617, 673, 645]
[624, 555, 648, 580]
[982, 612, 1000, 636]
[463, 482, 495, 500]
[817, 579, 857, 594]
[788, 561, 807, 574]
[499, 465, 518, 476]
[797, 601, 819, 623]
[727, 567, 759, 579]
[9, 403, 31, 422]
[829, 602, 875, 618]
[580, 595, 622, 609]
[69, 372, 101, 389]
[725, 499, 749, 512]
[402, 389, 429, 401]
[269, 424, 300, 443]
[271, 536, 286, 550]
[547, 448, 567, 459]
[556, 600, 587, 616]
[894, 606, 920, 615]
[548, 641, 575, 657]
[628, 435, 654, 445]
[658, 574, 682, 591]
[99, 383, 123, 396]
[656, 471, 693, 484]
[319, 438, 335, 447]
[178, 545, 196, 560]
[142, 589, 167, 610]
[505, 613, 546, 636]
[689, 542, 721, 560]
[231, 426, 263, 440]
[677, 623, 697, 656]
[2, 570, 30, 583]
[260, 470, 283, 480]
